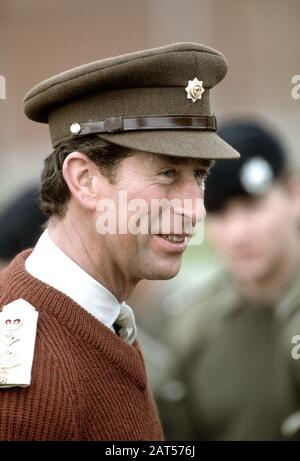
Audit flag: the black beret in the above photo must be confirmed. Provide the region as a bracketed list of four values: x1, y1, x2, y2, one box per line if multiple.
[204, 121, 286, 212]
[0, 186, 46, 260]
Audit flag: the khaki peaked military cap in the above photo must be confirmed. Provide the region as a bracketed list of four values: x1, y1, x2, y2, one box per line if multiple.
[23, 42, 239, 159]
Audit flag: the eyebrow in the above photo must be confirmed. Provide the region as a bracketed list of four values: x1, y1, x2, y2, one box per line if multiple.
[160, 156, 215, 169]
[196, 159, 215, 169]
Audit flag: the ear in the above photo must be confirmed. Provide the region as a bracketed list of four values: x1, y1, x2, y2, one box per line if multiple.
[62, 152, 99, 211]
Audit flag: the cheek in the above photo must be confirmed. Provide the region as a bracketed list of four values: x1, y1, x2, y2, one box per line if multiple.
[128, 184, 170, 202]
[207, 221, 227, 249]
[252, 206, 288, 243]
[105, 234, 138, 264]
[246, 210, 298, 264]
[126, 186, 173, 225]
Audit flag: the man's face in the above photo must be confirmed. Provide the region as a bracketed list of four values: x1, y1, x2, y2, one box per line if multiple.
[207, 183, 300, 282]
[93, 152, 211, 282]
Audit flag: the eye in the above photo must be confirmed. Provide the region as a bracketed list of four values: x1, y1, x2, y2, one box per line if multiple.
[159, 168, 177, 178]
[194, 168, 208, 186]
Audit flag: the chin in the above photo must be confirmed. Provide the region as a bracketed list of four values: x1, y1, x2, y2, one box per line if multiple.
[231, 259, 269, 282]
[143, 261, 182, 281]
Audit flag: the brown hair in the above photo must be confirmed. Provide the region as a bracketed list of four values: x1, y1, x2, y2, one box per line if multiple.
[40, 136, 131, 218]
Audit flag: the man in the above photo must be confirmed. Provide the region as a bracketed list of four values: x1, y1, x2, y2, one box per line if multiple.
[0, 42, 238, 440]
[164, 121, 300, 440]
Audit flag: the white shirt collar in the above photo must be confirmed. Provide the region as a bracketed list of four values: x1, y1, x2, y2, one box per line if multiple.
[25, 230, 121, 331]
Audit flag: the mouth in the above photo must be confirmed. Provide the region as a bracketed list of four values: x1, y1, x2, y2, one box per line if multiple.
[159, 234, 186, 243]
[154, 234, 191, 253]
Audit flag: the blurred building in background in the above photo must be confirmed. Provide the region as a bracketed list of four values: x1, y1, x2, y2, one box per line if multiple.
[1, 0, 299, 208]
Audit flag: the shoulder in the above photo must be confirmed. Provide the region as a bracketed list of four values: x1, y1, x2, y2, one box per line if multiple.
[0, 342, 79, 440]
[0, 298, 79, 440]
[277, 269, 300, 344]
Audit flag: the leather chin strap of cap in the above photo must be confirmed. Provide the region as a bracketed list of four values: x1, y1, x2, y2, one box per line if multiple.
[69, 115, 217, 136]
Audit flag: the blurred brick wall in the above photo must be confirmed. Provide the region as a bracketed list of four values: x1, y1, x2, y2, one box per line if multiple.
[1, 0, 299, 207]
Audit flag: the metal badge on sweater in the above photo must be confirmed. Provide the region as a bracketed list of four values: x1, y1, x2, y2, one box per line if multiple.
[0, 299, 38, 388]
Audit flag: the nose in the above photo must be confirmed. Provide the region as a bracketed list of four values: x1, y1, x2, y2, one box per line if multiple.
[173, 180, 206, 230]
[185, 197, 206, 228]
[194, 198, 206, 225]
[225, 212, 251, 243]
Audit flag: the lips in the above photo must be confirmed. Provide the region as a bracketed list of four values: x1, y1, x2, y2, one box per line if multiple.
[160, 234, 186, 243]
[153, 234, 192, 253]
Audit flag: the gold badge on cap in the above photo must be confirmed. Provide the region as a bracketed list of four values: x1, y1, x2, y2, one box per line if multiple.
[185, 77, 205, 103]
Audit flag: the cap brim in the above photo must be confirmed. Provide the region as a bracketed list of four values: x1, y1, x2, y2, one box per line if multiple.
[97, 130, 240, 160]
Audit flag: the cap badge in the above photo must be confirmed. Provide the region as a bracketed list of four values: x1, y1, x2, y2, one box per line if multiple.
[240, 157, 273, 195]
[185, 77, 205, 103]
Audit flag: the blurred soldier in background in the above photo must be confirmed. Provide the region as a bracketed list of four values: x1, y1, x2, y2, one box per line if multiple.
[0, 186, 45, 270]
[162, 121, 300, 440]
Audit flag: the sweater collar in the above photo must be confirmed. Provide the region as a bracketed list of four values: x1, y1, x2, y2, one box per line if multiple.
[25, 230, 121, 331]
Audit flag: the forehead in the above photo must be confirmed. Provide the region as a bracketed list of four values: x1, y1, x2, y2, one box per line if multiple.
[136, 152, 214, 168]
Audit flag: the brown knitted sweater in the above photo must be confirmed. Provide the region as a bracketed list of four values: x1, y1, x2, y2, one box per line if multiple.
[0, 250, 164, 441]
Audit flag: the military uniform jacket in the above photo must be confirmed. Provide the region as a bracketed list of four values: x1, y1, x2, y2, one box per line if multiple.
[164, 267, 300, 441]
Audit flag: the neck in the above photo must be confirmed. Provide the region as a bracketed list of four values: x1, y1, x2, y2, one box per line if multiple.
[236, 246, 300, 305]
[47, 214, 136, 302]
